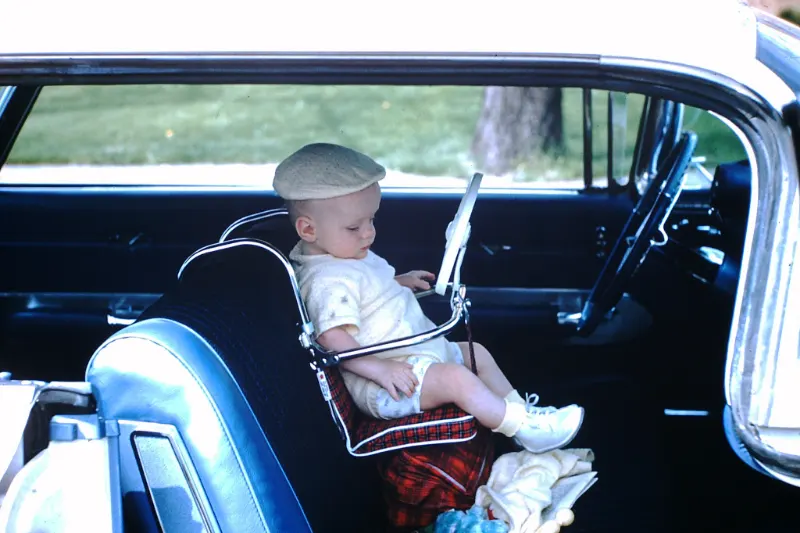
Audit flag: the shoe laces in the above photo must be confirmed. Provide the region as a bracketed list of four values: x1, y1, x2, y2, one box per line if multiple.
[524, 393, 556, 414]
[524, 393, 558, 430]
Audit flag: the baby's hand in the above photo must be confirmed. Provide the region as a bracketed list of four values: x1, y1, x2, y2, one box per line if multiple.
[395, 270, 435, 291]
[375, 360, 419, 401]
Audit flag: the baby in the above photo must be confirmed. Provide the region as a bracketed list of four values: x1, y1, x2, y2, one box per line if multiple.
[274, 143, 584, 453]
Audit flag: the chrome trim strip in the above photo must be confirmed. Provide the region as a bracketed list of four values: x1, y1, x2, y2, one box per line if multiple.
[0, 49, 789, 114]
[107, 315, 136, 326]
[663, 409, 709, 417]
[0, 86, 15, 114]
[599, 56, 794, 112]
[721, 113, 759, 409]
[0, 291, 162, 299]
[129, 421, 223, 533]
[177, 238, 312, 329]
[754, 458, 800, 488]
[716, 88, 800, 479]
[0, 185, 583, 196]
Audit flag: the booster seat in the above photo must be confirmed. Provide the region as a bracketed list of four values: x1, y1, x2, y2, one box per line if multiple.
[208, 186, 496, 528]
[209, 207, 481, 456]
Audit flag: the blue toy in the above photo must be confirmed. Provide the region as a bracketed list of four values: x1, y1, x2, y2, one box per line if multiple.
[434, 505, 509, 533]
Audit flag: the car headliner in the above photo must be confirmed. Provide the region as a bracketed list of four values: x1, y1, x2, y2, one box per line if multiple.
[0, 0, 795, 109]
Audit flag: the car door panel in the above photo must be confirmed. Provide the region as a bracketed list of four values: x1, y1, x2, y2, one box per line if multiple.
[374, 191, 633, 290]
[0, 187, 633, 380]
[0, 189, 633, 292]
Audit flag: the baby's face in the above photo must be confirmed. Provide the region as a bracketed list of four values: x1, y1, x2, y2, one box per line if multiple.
[299, 183, 381, 259]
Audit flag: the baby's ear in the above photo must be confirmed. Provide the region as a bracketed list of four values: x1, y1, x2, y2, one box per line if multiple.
[295, 215, 316, 243]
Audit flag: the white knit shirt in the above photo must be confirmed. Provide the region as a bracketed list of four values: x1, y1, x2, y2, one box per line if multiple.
[289, 241, 450, 417]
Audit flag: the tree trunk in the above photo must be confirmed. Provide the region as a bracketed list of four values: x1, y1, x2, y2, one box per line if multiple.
[471, 87, 563, 175]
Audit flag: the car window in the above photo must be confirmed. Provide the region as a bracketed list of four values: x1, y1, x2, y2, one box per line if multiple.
[681, 106, 747, 190]
[1, 85, 643, 190]
[582, 89, 644, 189]
[632, 104, 747, 196]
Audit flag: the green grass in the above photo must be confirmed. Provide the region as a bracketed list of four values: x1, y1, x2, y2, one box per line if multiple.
[7, 85, 746, 182]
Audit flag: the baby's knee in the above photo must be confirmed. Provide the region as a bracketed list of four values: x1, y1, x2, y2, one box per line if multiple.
[435, 362, 480, 396]
[463, 341, 491, 365]
[472, 342, 489, 359]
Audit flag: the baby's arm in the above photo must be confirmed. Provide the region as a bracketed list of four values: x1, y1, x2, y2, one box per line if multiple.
[395, 270, 435, 291]
[317, 326, 419, 401]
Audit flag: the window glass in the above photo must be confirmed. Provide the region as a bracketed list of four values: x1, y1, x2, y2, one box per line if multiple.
[586, 90, 645, 187]
[2, 85, 626, 189]
[682, 106, 748, 190]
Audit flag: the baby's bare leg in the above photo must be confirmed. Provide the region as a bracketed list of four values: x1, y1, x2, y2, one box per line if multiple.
[456, 342, 513, 398]
[419, 362, 505, 429]
[420, 358, 585, 454]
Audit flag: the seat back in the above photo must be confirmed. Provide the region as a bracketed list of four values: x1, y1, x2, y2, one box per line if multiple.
[710, 159, 751, 294]
[87, 241, 387, 533]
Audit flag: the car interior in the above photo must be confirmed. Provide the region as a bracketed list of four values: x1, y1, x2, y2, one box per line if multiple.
[0, 83, 798, 533]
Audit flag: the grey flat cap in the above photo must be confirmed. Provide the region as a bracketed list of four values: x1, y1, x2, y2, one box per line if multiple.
[273, 143, 386, 200]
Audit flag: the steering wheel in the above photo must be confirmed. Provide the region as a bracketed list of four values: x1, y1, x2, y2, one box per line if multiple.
[435, 172, 483, 296]
[576, 131, 698, 336]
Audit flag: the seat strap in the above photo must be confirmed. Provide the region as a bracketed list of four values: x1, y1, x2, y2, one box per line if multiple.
[464, 307, 478, 375]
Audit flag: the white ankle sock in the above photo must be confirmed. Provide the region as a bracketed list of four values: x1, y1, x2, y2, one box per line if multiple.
[504, 389, 525, 406]
[491, 400, 527, 437]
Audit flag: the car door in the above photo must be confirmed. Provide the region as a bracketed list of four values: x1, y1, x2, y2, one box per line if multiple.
[714, 13, 800, 489]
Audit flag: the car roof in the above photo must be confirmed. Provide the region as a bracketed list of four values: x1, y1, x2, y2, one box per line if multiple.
[2, 0, 756, 59]
[1, 0, 794, 108]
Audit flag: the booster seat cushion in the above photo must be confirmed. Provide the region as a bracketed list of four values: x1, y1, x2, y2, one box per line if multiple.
[322, 365, 479, 456]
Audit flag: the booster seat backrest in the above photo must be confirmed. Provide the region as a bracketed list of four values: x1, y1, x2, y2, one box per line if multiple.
[219, 208, 297, 252]
[177, 239, 309, 325]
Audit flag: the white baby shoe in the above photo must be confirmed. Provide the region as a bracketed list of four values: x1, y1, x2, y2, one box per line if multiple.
[512, 394, 584, 453]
